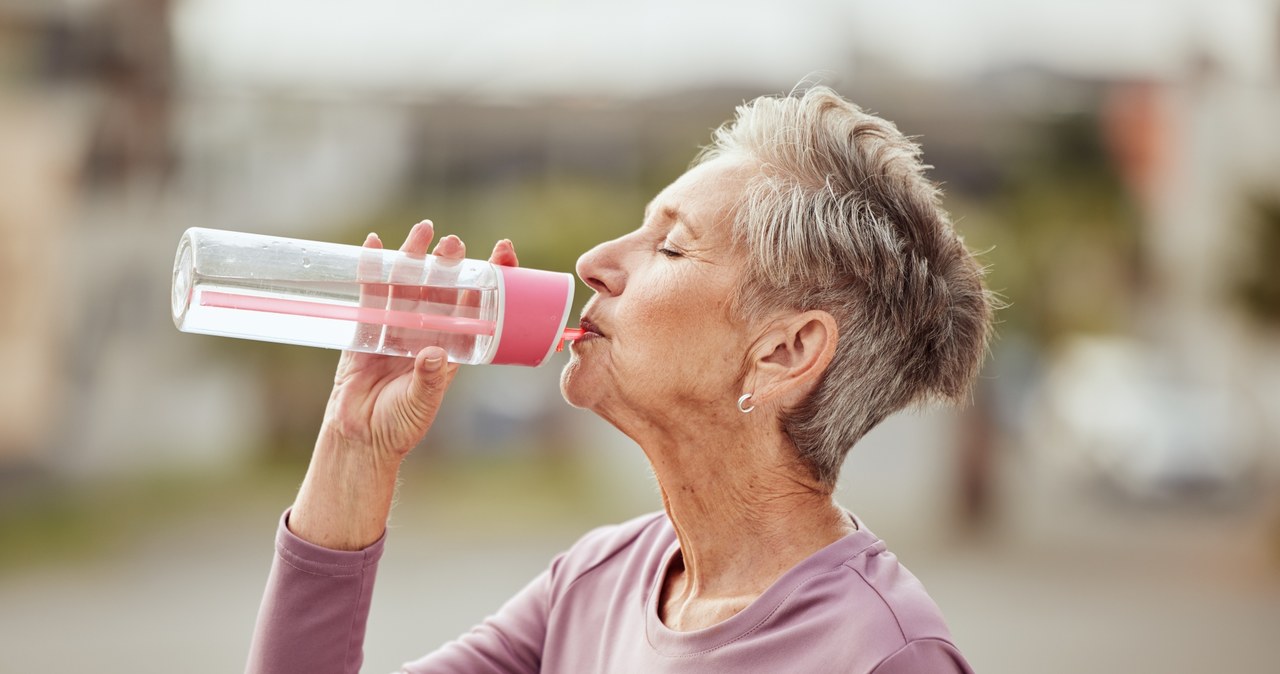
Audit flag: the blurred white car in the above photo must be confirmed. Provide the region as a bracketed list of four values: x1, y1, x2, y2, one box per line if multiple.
[1039, 336, 1256, 500]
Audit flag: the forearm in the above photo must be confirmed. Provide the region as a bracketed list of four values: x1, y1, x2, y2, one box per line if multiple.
[248, 430, 406, 673]
[289, 428, 404, 551]
[246, 510, 385, 674]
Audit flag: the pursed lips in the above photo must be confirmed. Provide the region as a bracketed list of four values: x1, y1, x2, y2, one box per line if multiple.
[577, 317, 606, 339]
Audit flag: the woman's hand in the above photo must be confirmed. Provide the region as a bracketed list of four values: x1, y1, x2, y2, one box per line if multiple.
[323, 222, 456, 462]
[289, 221, 519, 550]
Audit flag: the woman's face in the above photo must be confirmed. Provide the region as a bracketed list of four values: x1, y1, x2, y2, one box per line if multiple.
[560, 157, 757, 430]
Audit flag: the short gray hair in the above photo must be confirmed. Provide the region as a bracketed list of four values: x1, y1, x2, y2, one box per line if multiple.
[698, 86, 995, 486]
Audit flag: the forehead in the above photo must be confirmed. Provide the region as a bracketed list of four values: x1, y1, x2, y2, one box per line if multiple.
[645, 157, 754, 237]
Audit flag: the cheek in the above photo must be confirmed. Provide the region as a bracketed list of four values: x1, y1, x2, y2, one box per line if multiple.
[623, 271, 726, 341]
[617, 312, 742, 398]
[564, 265, 744, 406]
[626, 273, 740, 358]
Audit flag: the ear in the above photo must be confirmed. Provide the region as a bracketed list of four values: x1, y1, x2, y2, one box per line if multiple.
[746, 310, 838, 410]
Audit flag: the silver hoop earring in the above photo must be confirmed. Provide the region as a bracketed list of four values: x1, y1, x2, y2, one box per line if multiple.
[737, 393, 755, 414]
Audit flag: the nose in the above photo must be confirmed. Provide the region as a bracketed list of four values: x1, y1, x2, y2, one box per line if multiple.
[576, 237, 625, 296]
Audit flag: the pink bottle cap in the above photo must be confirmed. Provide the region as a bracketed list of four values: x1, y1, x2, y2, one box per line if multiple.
[491, 266, 575, 366]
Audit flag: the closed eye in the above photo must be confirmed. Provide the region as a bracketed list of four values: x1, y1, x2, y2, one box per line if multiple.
[657, 247, 683, 258]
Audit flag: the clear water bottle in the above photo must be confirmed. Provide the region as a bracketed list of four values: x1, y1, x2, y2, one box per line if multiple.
[171, 227, 581, 366]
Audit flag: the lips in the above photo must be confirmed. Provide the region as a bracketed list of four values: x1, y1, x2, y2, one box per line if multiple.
[578, 317, 605, 338]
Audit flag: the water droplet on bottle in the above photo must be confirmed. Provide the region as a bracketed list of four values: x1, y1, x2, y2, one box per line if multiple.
[302, 256, 311, 268]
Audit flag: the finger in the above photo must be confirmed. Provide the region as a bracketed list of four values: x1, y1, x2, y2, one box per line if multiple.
[384, 221, 436, 354]
[425, 236, 466, 308]
[423, 235, 470, 356]
[488, 239, 519, 267]
[395, 220, 435, 304]
[460, 238, 509, 312]
[349, 232, 387, 354]
[386, 221, 432, 303]
[400, 220, 435, 256]
[457, 238, 519, 314]
[432, 234, 464, 260]
[386, 219, 432, 306]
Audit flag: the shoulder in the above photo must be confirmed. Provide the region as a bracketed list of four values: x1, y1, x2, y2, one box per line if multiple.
[546, 511, 671, 590]
[768, 524, 967, 669]
[837, 536, 955, 645]
[869, 638, 974, 674]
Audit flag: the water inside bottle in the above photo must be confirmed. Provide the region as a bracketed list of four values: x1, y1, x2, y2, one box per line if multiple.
[177, 277, 500, 362]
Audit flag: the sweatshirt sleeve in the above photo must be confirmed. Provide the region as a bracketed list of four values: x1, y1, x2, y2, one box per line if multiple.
[869, 638, 975, 674]
[245, 510, 386, 674]
[397, 515, 657, 673]
[397, 568, 551, 674]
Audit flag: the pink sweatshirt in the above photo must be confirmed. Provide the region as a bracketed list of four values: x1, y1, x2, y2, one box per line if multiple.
[247, 510, 973, 673]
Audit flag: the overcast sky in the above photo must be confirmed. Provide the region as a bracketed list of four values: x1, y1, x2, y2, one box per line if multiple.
[174, 0, 1278, 98]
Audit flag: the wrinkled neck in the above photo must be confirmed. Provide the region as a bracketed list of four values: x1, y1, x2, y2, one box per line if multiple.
[639, 423, 855, 602]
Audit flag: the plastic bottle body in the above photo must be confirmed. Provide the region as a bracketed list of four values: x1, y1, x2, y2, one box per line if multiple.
[172, 228, 572, 366]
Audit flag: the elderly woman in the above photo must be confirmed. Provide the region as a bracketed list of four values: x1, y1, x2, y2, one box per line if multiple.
[247, 86, 991, 673]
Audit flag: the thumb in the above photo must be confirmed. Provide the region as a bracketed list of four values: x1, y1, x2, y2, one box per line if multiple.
[403, 346, 455, 427]
[380, 347, 455, 457]
[410, 346, 452, 398]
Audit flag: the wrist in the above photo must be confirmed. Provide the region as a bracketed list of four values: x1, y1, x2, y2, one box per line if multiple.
[317, 418, 416, 466]
[291, 434, 404, 551]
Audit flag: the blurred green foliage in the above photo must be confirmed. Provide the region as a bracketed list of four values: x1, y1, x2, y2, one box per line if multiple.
[951, 111, 1140, 345]
[0, 470, 272, 570]
[0, 452, 640, 571]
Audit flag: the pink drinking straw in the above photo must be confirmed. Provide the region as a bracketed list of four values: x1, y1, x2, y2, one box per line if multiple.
[199, 290, 497, 336]
[556, 328, 586, 352]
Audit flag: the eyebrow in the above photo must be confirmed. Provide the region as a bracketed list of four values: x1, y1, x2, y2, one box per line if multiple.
[645, 202, 701, 237]
[642, 199, 657, 222]
[670, 207, 705, 240]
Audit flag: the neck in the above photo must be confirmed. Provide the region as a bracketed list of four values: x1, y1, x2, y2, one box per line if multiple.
[639, 422, 856, 603]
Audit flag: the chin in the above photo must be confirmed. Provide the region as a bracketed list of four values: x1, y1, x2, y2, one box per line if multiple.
[558, 357, 593, 410]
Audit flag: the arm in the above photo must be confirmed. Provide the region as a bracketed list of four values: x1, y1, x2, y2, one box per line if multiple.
[399, 569, 552, 674]
[245, 222, 524, 673]
[291, 223, 475, 552]
[869, 639, 975, 674]
[245, 510, 385, 674]
[247, 511, 552, 674]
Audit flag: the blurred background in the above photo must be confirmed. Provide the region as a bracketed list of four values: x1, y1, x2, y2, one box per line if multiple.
[2, 0, 1279, 671]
